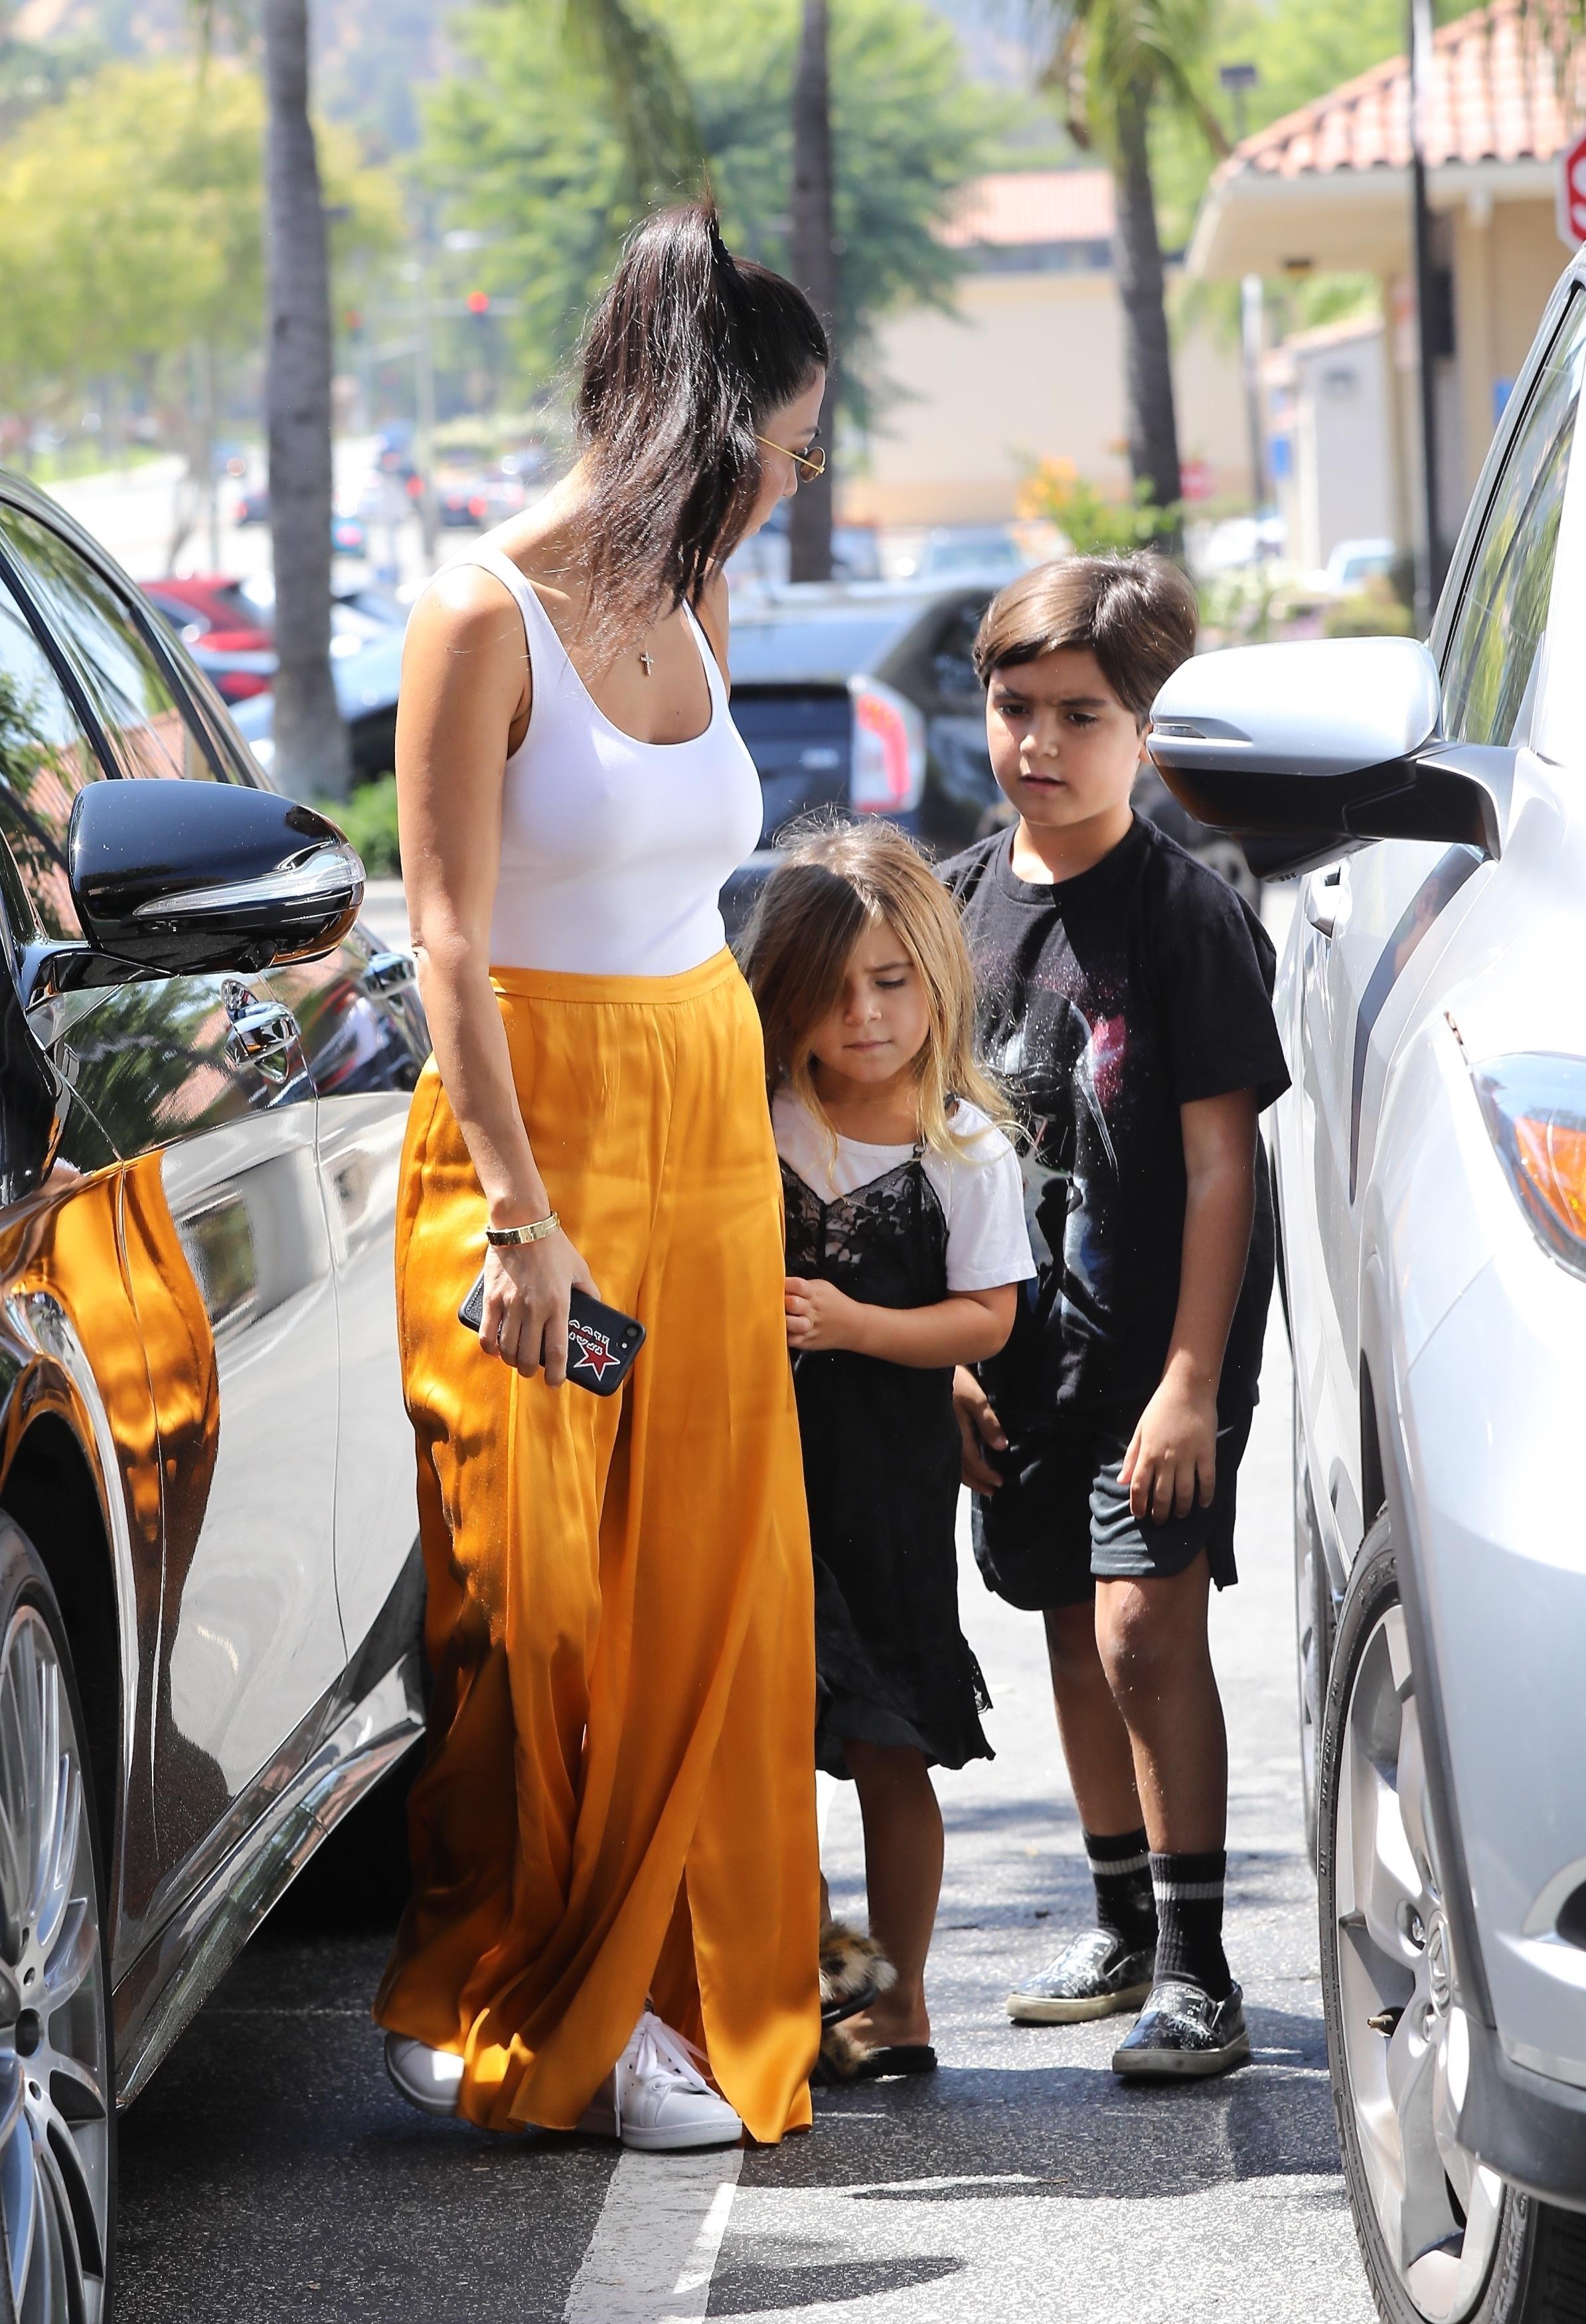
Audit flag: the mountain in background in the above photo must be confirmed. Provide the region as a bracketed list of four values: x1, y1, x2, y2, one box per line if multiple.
[7, 0, 1026, 151]
[9, 0, 451, 149]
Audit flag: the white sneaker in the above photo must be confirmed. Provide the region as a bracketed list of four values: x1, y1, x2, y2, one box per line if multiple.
[578, 2011, 743, 2152]
[384, 2031, 464, 2118]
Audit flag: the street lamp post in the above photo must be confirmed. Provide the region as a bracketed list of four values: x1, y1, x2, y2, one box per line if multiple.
[1409, 0, 1443, 627]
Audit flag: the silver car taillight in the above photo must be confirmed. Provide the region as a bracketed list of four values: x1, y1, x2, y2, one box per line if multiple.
[847, 675, 925, 815]
[1472, 1053, 1586, 1278]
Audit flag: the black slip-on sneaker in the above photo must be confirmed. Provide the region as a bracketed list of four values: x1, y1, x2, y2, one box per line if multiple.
[1005, 1928, 1157, 2025]
[1111, 1977, 1250, 2078]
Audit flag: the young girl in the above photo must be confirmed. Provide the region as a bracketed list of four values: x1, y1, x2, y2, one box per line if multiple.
[744, 821, 1034, 2076]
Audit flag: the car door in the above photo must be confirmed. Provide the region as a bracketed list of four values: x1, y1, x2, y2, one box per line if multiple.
[0, 503, 346, 1910]
[266, 922, 428, 1658]
[1283, 290, 1586, 1572]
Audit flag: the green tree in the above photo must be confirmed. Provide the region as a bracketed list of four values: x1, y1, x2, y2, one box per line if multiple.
[421, 0, 993, 437]
[1029, 0, 1225, 531]
[0, 56, 397, 521]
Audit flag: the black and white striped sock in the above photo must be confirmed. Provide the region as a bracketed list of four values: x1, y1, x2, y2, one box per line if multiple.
[1150, 1849, 1231, 2000]
[1084, 1826, 1157, 1953]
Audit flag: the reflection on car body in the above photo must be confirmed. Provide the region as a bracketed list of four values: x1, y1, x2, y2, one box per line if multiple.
[0, 466, 431, 2319]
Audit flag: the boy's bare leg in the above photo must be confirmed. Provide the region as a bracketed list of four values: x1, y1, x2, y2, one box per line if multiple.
[1093, 1556, 1226, 1853]
[840, 1738, 941, 2048]
[1042, 1602, 1145, 1833]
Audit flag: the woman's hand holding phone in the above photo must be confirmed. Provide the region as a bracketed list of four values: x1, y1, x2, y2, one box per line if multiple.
[479, 1230, 599, 1384]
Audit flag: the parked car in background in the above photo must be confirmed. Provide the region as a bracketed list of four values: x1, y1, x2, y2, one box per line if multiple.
[1149, 252, 1586, 2324]
[233, 620, 404, 782]
[906, 524, 1028, 584]
[0, 467, 430, 2317]
[720, 579, 1261, 934]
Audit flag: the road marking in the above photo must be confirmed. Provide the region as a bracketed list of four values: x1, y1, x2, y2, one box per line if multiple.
[563, 2148, 743, 2323]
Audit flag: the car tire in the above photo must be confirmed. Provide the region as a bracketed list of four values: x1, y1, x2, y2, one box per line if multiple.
[1318, 1517, 1586, 2323]
[0, 1514, 116, 2323]
[1294, 1388, 1332, 1868]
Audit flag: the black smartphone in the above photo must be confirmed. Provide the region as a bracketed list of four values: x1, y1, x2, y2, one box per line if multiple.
[457, 1272, 646, 1398]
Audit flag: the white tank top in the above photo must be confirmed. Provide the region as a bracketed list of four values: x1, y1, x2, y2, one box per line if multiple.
[451, 547, 763, 977]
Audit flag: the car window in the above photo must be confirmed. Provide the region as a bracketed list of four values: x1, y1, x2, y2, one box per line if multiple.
[0, 507, 220, 784]
[728, 612, 916, 684]
[927, 599, 991, 706]
[1441, 295, 1586, 747]
[0, 563, 106, 940]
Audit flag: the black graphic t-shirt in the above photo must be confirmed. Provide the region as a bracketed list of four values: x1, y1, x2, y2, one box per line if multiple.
[941, 817, 1291, 1428]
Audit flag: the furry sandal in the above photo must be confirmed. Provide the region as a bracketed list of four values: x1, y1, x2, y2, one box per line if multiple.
[812, 2020, 877, 2085]
[819, 1919, 896, 2027]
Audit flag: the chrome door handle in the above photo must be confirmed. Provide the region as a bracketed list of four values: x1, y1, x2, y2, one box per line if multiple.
[223, 985, 299, 1076]
[1305, 867, 1345, 938]
[363, 949, 415, 995]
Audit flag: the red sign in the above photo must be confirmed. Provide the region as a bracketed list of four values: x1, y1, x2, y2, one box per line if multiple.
[1557, 130, 1586, 245]
[1180, 459, 1214, 502]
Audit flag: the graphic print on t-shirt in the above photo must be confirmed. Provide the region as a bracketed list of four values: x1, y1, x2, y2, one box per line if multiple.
[992, 991, 1121, 1361]
[941, 817, 1291, 1424]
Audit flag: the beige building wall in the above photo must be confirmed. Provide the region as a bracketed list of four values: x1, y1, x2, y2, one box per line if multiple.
[842, 268, 1252, 529]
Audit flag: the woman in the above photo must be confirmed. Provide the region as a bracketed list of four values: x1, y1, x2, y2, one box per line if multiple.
[375, 203, 828, 2151]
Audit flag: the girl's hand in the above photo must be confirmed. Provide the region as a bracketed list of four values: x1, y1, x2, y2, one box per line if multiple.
[1120, 1378, 1217, 1522]
[478, 1230, 599, 1385]
[953, 1366, 1006, 1492]
[785, 1275, 866, 1353]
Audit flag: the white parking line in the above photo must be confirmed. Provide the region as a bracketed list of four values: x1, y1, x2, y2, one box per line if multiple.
[562, 2149, 744, 2324]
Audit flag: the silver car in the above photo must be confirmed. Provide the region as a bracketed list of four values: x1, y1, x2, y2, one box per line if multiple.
[1150, 259, 1586, 2323]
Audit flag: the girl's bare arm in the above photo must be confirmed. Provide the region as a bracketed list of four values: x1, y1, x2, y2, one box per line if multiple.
[784, 1279, 1017, 1368]
[396, 568, 597, 1383]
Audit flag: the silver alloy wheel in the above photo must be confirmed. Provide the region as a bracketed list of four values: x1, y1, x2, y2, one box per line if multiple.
[0, 1604, 110, 2323]
[1333, 1600, 1502, 2322]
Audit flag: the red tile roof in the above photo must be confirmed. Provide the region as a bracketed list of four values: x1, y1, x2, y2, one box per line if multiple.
[1225, 0, 1570, 179]
[941, 169, 1115, 246]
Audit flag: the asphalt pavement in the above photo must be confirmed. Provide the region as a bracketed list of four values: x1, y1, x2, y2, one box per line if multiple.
[116, 1291, 1376, 2324]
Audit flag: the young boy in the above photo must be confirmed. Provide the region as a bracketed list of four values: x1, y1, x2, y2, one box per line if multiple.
[941, 554, 1289, 2079]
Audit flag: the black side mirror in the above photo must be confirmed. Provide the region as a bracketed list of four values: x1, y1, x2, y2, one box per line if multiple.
[1149, 637, 1509, 877]
[69, 782, 364, 976]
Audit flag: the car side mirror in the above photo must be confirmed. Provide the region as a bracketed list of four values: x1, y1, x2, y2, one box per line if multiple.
[1148, 637, 1510, 877]
[68, 782, 364, 976]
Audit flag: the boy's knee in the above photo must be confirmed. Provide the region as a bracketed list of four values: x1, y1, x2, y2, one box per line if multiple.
[1095, 1580, 1192, 1701]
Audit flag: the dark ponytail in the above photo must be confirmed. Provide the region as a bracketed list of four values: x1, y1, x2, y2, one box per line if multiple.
[574, 201, 829, 659]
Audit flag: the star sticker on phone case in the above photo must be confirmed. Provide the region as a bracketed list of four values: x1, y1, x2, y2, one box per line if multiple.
[570, 1331, 620, 1380]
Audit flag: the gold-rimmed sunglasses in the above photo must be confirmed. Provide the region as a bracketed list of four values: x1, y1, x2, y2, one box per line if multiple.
[755, 432, 826, 479]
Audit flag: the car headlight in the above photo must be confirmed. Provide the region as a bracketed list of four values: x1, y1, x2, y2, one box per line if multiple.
[1473, 1054, 1586, 1276]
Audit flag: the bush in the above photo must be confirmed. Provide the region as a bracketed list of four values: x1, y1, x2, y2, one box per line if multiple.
[1017, 457, 1182, 556]
[1322, 576, 1415, 640]
[314, 771, 400, 876]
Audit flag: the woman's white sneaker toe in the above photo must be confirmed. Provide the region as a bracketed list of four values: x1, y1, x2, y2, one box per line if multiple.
[384, 2032, 465, 2117]
[608, 2011, 743, 2152]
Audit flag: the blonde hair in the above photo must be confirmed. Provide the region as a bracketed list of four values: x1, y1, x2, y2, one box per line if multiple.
[741, 819, 1012, 1158]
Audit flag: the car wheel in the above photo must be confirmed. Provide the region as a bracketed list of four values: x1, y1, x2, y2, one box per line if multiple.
[0, 1516, 115, 2323]
[1190, 837, 1263, 912]
[1318, 1517, 1586, 2323]
[1293, 1388, 1332, 1867]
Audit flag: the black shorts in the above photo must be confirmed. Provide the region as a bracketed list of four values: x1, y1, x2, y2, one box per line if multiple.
[971, 1402, 1253, 1612]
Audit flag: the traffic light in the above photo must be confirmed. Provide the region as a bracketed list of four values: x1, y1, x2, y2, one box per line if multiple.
[466, 290, 490, 316]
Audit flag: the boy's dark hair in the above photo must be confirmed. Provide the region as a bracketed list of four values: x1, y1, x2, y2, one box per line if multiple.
[973, 553, 1198, 720]
[576, 201, 829, 661]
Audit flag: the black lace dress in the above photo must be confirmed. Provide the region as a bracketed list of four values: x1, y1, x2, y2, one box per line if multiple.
[783, 1152, 992, 1781]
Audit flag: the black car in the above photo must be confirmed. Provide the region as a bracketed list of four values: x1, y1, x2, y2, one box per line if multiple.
[0, 471, 429, 2315]
[721, 581, 1260, 934]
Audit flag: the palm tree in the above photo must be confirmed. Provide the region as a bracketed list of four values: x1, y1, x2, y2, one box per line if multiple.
[200, 0, 702, 806]
[1035, 0, 1226, 531]
[789, 0, 836, 582]
[262, 0, 347, 800]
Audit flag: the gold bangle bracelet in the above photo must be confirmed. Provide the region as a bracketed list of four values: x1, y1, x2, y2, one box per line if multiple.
[485, 1211, 560, 1248]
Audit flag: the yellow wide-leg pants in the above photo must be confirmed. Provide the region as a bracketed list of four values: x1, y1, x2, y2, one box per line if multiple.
[374, 948, 820, 2141]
